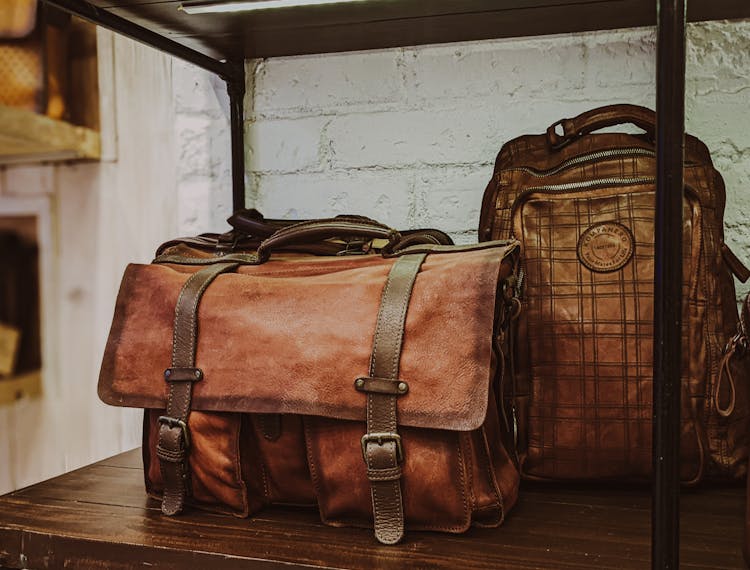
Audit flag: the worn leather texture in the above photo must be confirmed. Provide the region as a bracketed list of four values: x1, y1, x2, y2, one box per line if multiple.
[479, 104, 749, 482]
[99, 232, 521, 541]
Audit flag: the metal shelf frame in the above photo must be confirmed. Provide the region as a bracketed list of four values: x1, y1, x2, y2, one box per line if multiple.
[41, 0, 698, 567]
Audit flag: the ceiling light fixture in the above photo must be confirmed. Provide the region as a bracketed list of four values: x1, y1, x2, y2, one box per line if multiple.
[180, 0, 368, 15]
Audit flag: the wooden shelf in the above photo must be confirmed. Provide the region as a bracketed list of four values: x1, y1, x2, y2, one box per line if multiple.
[0, 370, 41, 405]
[0, 105, 100, 166]
[82, 0, 750, 60]
[0, 449, 744, 569]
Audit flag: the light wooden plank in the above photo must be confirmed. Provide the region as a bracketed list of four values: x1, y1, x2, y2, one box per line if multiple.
[0, 105, 101, 165]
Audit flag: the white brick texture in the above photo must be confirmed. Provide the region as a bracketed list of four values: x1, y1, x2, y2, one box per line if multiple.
[243, 22, 750, 300]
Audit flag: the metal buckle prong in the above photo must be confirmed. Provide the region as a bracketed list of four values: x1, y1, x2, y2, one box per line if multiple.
[361, 432, 403, 463]
[158, 415, 190, 449]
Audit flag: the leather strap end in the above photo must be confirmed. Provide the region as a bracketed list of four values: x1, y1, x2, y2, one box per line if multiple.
[722, 243, 750, 283]
[161, 490, 186, 516]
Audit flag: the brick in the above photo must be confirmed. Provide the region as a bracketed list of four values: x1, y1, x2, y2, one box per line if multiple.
[4, 164, 56, 196]
[411, 167, 490, 233]
[253, 51, 403, 116]
[407, 36, 586, 102]
[173, 61, 225, 116]
[252, 170, 414, 228]
[175, 113, 230, 179]
[326, 100, 586, 169]
[247, 117, 328, 173]
[178, 177, 216, 234]
[581, 29, 655, 90]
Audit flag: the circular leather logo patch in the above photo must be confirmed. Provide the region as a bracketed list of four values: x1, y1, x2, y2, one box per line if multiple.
[577, 222, 635, 273]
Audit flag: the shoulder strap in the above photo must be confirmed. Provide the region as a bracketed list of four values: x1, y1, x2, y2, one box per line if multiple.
[157, 262, 239, 515]
[355, 253, 426, 544]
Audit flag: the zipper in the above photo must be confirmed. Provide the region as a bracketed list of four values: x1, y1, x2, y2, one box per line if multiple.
[501, 147, 656, 178]
[509, 175, 656, 300]
[510, 176, 656, 223]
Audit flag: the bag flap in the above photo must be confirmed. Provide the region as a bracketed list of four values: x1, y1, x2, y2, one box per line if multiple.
[0, 0, 37, 39]
[98, 243, 518, 432]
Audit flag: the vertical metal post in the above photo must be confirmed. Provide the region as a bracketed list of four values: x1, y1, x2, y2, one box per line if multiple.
[652, 0, 686, 568]
[228, 63, 246, 212]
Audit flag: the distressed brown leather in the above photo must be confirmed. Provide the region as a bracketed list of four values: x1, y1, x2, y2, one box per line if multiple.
[99, 218, 521, 544]
[479, 104, 750, 482]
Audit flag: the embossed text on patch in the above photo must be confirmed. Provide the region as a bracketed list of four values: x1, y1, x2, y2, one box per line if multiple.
[577, 222, 635, 273]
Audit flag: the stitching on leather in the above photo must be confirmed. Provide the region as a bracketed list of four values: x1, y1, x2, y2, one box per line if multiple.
[256, 418, 271, 500]
[479, 427, 504, 522]
[302, 418, 322, 508]
[455, 432, 470, 530]
[464, 431, 476, 509]
[172, 270, 200, 367]
[233, 413, 250, 516]
[370, 265, 393, 376]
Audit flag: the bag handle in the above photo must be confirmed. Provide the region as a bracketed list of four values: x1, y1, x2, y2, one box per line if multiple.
[226, 209, 295, 239]
[256, 218, 401, 263]
[546, 104, 656, 149]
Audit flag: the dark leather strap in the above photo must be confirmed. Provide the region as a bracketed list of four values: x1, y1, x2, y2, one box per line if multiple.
[157, 262, 239, 516]
[546, 104, 656, 149]
[360, 253, 426, 545]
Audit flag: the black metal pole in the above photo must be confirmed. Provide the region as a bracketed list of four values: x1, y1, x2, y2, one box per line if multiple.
[41, 0, 238, 82]
[652, 0, 686, 568]
[228, 64, 247, 212]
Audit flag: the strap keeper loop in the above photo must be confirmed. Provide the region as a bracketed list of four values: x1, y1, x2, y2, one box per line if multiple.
[164, 367, 203, 382]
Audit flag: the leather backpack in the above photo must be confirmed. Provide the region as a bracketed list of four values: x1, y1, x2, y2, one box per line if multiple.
[98, 215, 522, 544]
[479, 104, 750, 483]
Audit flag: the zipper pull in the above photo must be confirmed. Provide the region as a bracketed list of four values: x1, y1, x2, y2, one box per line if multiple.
[722, 242, 750, 283]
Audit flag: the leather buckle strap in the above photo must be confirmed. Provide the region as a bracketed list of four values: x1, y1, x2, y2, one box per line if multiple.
[157, 416, 190, 450]
[361, 432, 403, 463]
[157, 262, 239, 517]
[358, 253, 426, 545]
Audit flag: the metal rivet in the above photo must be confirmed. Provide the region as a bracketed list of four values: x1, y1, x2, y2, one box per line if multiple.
[355, 378, 365, 388]
[398, 382, 408, 393]
[164, 369, 171, 378]
[195, 370, 201, 379]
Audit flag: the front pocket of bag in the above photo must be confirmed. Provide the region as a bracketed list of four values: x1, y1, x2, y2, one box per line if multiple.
[143, 409, 259, 516]
[304, 417, 471, 533]
[514, 183, 703, 480]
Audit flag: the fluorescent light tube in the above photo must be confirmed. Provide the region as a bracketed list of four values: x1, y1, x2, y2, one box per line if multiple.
[180, 0, 368, 14]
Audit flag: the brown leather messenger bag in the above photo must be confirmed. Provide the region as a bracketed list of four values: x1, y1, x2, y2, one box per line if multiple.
[98, 216, 522, 544]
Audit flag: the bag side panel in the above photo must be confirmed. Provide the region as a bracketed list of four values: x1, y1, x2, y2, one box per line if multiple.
[690, 164, 749, 479]
[466, 391, 520, 527]
[143, 409, 261, 517]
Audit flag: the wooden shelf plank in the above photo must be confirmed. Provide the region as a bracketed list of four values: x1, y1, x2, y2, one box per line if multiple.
[74, 0, 750, 61]
[0, 105, 101, 166]
[0, 370, 42, 405]
[0, 449, 745, 569]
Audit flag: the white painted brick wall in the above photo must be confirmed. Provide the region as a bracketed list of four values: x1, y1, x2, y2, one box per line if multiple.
[245, 21, 750, 295]
[173, 60, 232, 234]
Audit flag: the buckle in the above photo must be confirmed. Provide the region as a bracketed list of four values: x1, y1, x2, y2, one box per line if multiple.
[336, 239, 369, 256]
[158, 415, 190, 449]
[361, 432, 403, 463]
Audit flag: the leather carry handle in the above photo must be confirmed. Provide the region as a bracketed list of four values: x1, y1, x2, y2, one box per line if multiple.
[229, 209, 453, 250]
[547, 104, 656, 149]
[227, 209, 294, 239]
[256, 218, 401, 262]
